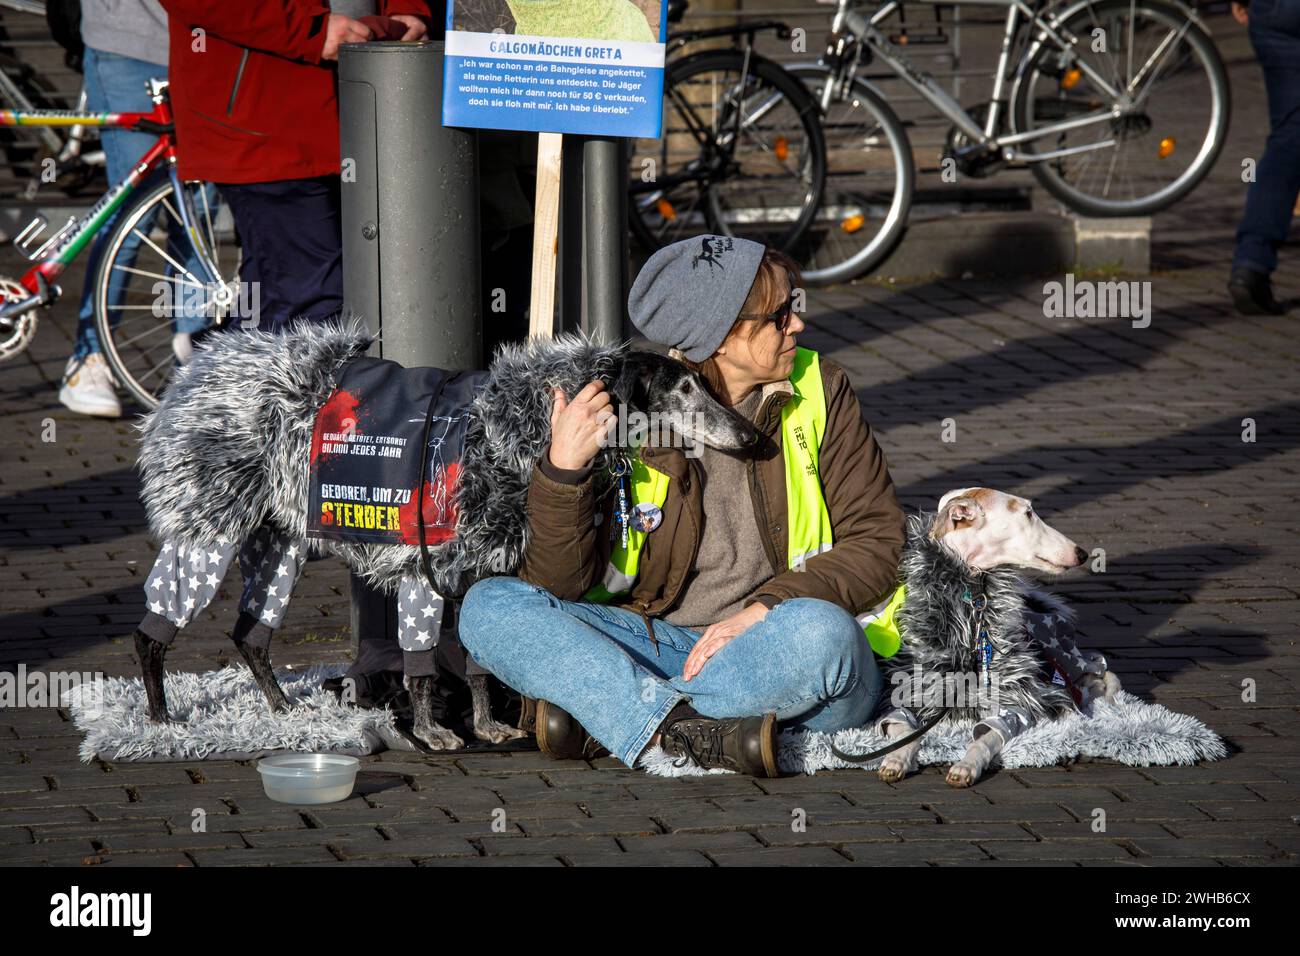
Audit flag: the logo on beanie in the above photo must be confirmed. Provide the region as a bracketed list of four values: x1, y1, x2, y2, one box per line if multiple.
[691, 235, 734, 273]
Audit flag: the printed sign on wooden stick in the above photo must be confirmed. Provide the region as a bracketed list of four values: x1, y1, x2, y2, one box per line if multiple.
[443, 0, 666, 138]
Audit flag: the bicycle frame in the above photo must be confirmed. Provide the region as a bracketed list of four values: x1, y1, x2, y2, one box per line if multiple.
[828, 0, 1183, 163]
[0, 81, 218, 323]
[49, 87, 108, 171]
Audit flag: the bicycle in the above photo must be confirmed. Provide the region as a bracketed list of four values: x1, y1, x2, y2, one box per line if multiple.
[0, 78, 241, 408]
[626, 0, 827, 254]
[789, 0, 1229, 285]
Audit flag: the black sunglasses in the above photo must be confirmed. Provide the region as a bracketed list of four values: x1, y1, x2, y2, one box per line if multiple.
[740, 293, 796, 333]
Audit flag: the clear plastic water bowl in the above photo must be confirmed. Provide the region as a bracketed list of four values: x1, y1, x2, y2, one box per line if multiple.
[257, 753, 359, 805]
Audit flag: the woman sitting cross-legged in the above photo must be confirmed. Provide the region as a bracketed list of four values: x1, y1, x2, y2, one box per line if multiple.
[459, 236, 906, 776]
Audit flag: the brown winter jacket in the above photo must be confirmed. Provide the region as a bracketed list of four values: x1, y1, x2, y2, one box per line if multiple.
[519, 353, 906, 630]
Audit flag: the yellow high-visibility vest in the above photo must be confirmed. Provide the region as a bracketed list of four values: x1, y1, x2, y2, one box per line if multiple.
[585, 347, 902, 657]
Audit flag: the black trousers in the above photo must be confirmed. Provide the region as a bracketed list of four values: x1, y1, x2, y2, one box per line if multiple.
[217, 175, 345, 331]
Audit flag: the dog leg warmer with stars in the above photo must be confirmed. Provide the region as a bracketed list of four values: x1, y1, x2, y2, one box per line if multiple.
[136, 529, 309, 648]
[397, 574, 445, 678]
[973, 706, 1035, 748]
[230, 527, 309, 649]
[137, 538, 241, 645]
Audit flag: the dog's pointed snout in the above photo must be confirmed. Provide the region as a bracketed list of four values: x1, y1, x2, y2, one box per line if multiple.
[1074, 546, 1088, 565]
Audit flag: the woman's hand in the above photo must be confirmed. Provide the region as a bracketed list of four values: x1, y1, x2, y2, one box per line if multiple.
[548, 380, 616, 472]
[681, 603, 769, 681]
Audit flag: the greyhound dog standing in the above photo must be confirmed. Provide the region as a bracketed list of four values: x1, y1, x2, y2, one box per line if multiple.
[130, 322, 760, 750]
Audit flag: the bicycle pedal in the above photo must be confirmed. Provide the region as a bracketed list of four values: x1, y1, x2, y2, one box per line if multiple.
[13, 214, 77, 262]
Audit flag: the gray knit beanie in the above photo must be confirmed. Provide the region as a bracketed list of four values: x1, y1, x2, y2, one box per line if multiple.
[627, 235, 766, 361]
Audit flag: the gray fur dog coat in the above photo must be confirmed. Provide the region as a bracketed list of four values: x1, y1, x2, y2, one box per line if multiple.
[137, 321, 627, 598]
[889, 513, 1078, 725]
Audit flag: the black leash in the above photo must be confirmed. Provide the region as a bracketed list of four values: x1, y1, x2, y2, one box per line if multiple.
[828, 706, 950, 764]
[831, 571, 988, 764]
[414, 373, 454, 594]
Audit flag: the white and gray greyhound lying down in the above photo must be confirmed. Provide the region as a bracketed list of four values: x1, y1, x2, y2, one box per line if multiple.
[131, 325, 1116, 780]
[864, 487, 1123, 787]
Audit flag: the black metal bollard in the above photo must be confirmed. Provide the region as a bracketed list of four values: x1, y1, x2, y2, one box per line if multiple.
[338, 40, 482, 661]
[582, 136, 629, 344]
[556, 135, 631, 343]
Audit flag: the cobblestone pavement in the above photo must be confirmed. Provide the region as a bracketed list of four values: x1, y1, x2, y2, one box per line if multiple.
[1, 13, 1297, 867]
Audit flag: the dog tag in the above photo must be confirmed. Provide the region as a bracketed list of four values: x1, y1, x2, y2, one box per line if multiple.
[632, 502, 662, 534]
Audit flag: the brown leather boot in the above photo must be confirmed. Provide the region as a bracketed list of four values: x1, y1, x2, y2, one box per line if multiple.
[659, 711, 780, 777]
[535, 699, 610, 760]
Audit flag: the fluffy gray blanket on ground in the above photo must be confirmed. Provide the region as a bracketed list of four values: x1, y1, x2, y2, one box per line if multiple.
[62, 664, 413, 762]
[640, 692, 1227, 776]
[64, 666, 1226, 771]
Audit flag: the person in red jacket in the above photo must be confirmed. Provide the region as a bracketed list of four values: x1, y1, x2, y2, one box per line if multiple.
[159, 2, 432, 330]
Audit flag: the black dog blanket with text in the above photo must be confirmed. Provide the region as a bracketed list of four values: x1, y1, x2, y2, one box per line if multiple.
[307, 357, 488, 546]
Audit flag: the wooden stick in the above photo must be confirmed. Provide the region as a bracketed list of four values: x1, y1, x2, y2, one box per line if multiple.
[528, 131, 564, 339]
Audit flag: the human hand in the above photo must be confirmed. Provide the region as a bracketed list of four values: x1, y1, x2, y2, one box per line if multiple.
[1231, 1, 1248, 25]
[390, 14, 429, 41]
[321, 14, 374, 61]
[548, 380, 615, 472]
[681, 603, 768, 681]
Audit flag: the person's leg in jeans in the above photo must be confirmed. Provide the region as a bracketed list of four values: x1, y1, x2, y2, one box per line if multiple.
[459, 577, 882, 767]
[216, 176, 344, 332]
[71, 48, 162, 361]
[1230, 0, 1300, 312]
[64, 48, 219, 410]
[60, 48, 165, 416]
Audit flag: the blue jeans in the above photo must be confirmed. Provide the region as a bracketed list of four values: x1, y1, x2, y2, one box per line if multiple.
[1232, 0, 1300, 276]
[459, 577, 883, 767]
[74, 47, 209, 359]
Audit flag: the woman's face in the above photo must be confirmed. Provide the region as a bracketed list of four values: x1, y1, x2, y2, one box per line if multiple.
[716, 273, 806, 387]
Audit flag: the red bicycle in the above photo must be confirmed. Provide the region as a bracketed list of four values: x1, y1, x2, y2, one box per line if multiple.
[0, 78, 241, 407]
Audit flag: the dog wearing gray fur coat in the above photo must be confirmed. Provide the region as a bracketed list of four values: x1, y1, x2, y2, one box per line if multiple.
[870, 488, 1123, 787]
[130, 321, 760, 750]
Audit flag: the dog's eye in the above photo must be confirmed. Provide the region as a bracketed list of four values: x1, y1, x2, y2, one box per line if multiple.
[1025, 510, 1034, 520]
[680, 381, 693, 394]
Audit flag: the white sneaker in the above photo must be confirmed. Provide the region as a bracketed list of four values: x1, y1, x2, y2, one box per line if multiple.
[59, 352, 122, 418]
[172, 332, 193, 365]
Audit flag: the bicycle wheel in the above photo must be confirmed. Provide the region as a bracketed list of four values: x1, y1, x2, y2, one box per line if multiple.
[1013, 0, 1229, 216]
[628, 49, 826, 253]
[786, 65, 913, 286]
[93, 176, 240, 409]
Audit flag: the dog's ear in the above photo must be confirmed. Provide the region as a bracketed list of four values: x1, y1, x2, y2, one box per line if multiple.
[609, 351, 658, 410]
[931, 497, 982, 537]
